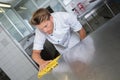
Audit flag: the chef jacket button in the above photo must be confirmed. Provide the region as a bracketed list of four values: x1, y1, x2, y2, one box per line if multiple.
[51, 34, 53, 36]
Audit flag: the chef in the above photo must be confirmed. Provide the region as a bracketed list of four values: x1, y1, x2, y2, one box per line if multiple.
[30, 8, 95, 71]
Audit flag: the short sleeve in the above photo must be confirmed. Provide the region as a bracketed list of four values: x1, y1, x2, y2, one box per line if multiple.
[33, 29, 46, 50]
[66, 13, 82, 32]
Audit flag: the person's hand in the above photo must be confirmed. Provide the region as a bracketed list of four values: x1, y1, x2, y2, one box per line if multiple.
[39, 60, 52, 71]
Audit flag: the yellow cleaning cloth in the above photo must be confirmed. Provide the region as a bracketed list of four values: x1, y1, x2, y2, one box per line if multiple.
[38, 55, 61, 78]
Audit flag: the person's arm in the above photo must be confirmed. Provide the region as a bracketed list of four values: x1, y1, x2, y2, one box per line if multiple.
[78, 27, 86, 40]
[65, 13, 86, 39]
[32, 50, 51, 71]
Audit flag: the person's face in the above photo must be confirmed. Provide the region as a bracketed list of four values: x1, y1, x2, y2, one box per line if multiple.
[36, 16, 54, 34]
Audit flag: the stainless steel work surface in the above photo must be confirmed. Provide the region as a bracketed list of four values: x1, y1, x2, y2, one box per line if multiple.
[40, 13, 120, 80]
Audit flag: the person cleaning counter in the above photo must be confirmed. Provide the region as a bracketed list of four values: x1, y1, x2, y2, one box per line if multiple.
[30, 7, 95, 78]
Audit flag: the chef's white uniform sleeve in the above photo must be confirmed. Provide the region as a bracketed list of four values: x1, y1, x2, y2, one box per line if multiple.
[66, 13, 82, 32]
[33, 29, 46, 50]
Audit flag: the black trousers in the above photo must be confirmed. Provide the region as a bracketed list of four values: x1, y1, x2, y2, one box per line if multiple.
[41, 39, 60, 60]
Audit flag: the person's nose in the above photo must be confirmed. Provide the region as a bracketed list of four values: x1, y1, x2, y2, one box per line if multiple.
[43, 28, 48, 34]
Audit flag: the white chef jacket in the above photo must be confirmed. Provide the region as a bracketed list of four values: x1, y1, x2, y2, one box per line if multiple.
[33, 12, 82, 54]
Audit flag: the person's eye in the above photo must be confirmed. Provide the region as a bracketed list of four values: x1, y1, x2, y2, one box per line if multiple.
[44, 24, 48, 28]
[45, 25, 47, 27]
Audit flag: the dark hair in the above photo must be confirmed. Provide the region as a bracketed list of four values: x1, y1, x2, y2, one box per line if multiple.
[30, 8, 51, 25]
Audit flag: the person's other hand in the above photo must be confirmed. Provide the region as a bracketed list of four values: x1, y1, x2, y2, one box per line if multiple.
[39, 60, 52, 71]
